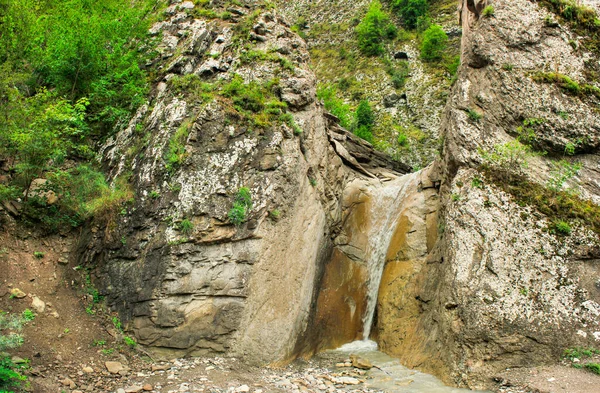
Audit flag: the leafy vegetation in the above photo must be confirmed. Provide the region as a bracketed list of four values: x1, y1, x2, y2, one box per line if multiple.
[480, 141, 600, 235]
[355, 100, 376, 143]
[564, 347, 600, 360]
[532, 72, 600, 100]
[467, 108, 482, 122]
[0, 311, 34, 391]
[391, 0, 429, 29]
[585, 363, 600, 375]
[356, 1, 397, 56]
[228, 187, 253, 226]
[482, 5, 495, 18]
[178, 219, 194, 236]
[420, 24, 448, 62]
[0, 0, 163, 231]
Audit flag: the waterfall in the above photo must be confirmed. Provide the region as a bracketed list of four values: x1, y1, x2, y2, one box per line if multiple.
[361, 173, 418, 340]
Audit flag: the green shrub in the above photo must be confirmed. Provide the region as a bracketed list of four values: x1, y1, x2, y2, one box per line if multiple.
[33, 251, 44, 259]
[0, 311, 30, 391]
[165, 118, 192, 174]
[397, 132, 408, 146]
[547, 159, 581, 192]
[317, 85, 353, 129]
[482, 5, 495, 17]
[356, 100, 375, 130]
[21, 310, 35, 322]
[539, 0, 599, 28]
[356, 1, 397, 56]
[178, 219, 193, 236]
[552, 220, 572, 235]
[355, 126, 374, 143]
[467, 109, 482, 122]
[393, 0, 428, 29]
[420, 24, 448, 62]
[480, 140, 536, 177]
[0, 355, 27, 392]
[228, 187, 252, 226]
[280, 113, 303, 135]
[222, 75, 265, 113]
[123, 336, 137, 348]
[585, 363, 600, 375]
[388, 61, 411, 88]
[564, 347, 600, 360]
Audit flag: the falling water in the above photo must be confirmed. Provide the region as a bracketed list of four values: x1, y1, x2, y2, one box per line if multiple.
[361, 173, 419, 340]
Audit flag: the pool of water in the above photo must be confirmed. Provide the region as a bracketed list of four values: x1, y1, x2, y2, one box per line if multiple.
[330, 341, 491, 393]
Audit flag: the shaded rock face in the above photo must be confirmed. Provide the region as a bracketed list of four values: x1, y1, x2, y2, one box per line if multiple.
[373, 0, 600, 388]
[79, 1, 408, 364]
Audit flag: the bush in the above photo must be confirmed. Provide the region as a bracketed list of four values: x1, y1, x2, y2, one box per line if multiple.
[585, 363, 600, 375]
[467, 108, 482, 121]
[222, 75, 265, 113]
[356, 1, 397, 56]
[317, 85, 354, 129]
[0, 311, 30, 391]
[482, 5, 495, 17]
[480, 140, 536, 177]
[355, 126, 374, 143]
[393, 0, 428, 29]
[228, 187, 252, 226]
[420, 24, 448, 62]
[552, 220, 572, 235]
[178, 219, 193, 236]
[0, 0, 159, 133]
[356, 100, 375, 130]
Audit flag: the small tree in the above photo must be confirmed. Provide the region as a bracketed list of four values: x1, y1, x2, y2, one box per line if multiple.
[420, 24, 448, 62]
[356, 1, 396, 56]
[393, 0, 428, 30]
[356, 100, 375, 130]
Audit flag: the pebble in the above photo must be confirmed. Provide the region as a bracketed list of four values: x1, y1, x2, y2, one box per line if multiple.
[332, 376, 360, 385]
[82, 366, 94, 373]
[31, 295, 46, 313]
[124, 386, 144, 393]
[10, 288, 26, 298]
[105, 361, 125, 374]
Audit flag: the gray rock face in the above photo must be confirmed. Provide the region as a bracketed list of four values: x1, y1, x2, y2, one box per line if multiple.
[80, 0, 600, 388]
[383, 0, 600, 388]
[79, 2, 406, 363]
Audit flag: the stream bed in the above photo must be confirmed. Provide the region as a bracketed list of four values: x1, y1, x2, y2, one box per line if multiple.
[324, 340, 491, 393]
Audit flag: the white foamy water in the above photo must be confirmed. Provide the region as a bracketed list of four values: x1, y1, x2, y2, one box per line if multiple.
[361, 174, 419, 339]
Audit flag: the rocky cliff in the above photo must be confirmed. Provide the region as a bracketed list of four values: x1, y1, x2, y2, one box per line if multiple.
[78, 0, 407, 364]
[79, 0, 600, 389]
[373, 0, 600, 388]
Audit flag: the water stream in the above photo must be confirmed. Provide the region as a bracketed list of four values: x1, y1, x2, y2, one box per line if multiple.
[336, 175, 489, 392]
[361, 174, 419, 339]
[331, 341, 490, 392]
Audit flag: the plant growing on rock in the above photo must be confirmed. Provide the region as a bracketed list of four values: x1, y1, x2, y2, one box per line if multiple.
[178, 219, 194, 236]
[547, 159, 581, 193]
[480, 140, 535, 177]
[0, 310, 33, 390]
[392, 0, 428, 29]
[420, 24, 448, 62]
[482, 5, 495, 18]
[356, 1, 397, 56]
[228, 187, 252, 226]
